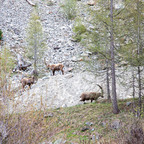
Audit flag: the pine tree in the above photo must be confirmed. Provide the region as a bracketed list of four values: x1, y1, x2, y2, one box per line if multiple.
[116, 0, 144, 116]
[62, 0, 77, 20]
[110, 0, 120, 114]
[0, 44, 14, 101]
[26, 7, 46, 77]
[0, 29, 2, 41]
[73, 0, 123, 112]
[84, 0, 112, 101]
[77, 0, 115, 102]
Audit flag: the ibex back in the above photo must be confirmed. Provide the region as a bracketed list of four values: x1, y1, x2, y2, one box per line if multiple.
[20, 76, 35, 91]
[80, 84, 104, 103]
[44, 58, 64, 76]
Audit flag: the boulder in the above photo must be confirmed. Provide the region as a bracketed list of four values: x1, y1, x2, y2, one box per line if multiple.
[85, 121, 93, 126]
[44, 113, 54, 118]
[87, 0, 95, 6]
[111, 119, 121, 130]
[126, 101, 132, 106]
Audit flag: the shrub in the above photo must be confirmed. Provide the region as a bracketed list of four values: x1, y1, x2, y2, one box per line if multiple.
[119, 120, 144, 144]
[62, 0, 77, 20]
[73, 23, 86, 34]
[72, 20, 87, 42]
[126, 121, 144, 144]
[0, 45, 15, 75]
[47, 0, 54, 6]
[0, 29, 3, 41]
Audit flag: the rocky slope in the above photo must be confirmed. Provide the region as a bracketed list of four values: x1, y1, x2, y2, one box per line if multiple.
[9, 72, 104, 112]
[0, 0, 86, 66]
[9, 67, 134, 113]
[0, 0, 136, 113]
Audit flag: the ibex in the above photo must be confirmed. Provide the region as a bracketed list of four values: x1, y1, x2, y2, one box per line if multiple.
[80, 84, 104, 103]
[44, 58, 64, 76]
[20, 76, 35, 91]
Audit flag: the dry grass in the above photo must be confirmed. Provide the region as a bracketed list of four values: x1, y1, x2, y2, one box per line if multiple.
[1, 98, 143, 144]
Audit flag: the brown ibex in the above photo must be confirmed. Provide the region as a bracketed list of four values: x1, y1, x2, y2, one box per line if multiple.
[44, 58, 64, 76]
[20, 76, 35, 91]
[80, 84, 104, 103]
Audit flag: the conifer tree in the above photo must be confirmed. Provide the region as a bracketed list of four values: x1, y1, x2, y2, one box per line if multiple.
[116, 0, 144, 115]
[0, 44, 14, 103]
[79, 0, 118, 103]
[74, 0, 123, 112]
[83, 0, 112, 101]
[26, 7, 46, 76]
[110, 0, 120, 114]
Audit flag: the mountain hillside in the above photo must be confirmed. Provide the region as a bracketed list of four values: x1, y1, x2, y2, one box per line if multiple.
[0, 0, 138, 113]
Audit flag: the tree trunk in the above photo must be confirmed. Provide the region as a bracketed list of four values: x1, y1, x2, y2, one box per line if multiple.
[137, 66, 142, 115]
[13, 54, 31, 72]
[34, 31, 37, 71]
[132, 70, 135, 105]
[137, 0, 142, 117]
[106, 59, 111, 101]
[110, 0, 120, 114]
[34, 46, 37, 72]
[33, 33, 38, 79]
[17, 54, 25, 67]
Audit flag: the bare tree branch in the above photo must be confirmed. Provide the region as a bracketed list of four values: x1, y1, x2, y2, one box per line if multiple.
[26, 0, 35, 6]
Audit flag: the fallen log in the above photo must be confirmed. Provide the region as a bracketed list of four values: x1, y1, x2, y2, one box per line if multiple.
[19, 63, 32, 71]
[13, 54, 32, 72]
[26, 0, 36, 6]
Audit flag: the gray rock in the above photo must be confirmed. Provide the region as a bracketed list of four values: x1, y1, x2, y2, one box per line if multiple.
[13, 28, 20, 35]
[85, 51, 92, 55]
[71, 56, 83, 62]
[62, 104, 67, 108]
[12, 35, 19, 40]
[71, 56, 77, 62]
[56, 107, 60, 110]
[54, 139, 62, 144]
[66, 67, 74, 72]
[54, 139, 66, 144]
[42, 77, 50, 80]
[126, 101, 132, 106]
[92, 135, 95, 143]
[65, 73, 74, 79]
[101, 121, 107, 127]
[91, 128, 95, 131]
[44, 113, 54, 118]
[81, 53, 89, 57]
[85, 121, 93, 126]
[53, 46, 61, 50]
[70, 47, 74, 50]
[111, 119, 121, 130]
[96, 135, 100, 140]
[87, 0, 95, 6]
[81, 127, 89, 132]
[92, 133, 100, 141]
[41, 141, 52, 144]
[71, 38, 79, 42]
